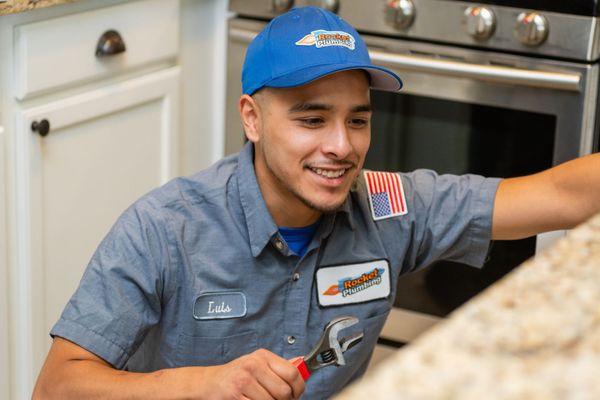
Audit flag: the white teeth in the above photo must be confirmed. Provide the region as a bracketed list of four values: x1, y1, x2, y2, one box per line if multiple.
[311, 167, 346, 178]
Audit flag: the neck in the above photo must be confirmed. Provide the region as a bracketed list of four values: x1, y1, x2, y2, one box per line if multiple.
[271, 201, 322, 228]
[260, 179, 322, 227]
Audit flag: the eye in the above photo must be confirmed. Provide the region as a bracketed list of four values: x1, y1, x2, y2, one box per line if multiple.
[348, 118, 369, 128]
[298, 117, 325, 128]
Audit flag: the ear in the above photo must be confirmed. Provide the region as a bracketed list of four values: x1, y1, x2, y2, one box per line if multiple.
[238, 94, 262, 143]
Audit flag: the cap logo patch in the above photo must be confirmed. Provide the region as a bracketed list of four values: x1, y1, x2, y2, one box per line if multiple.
[295, 30, 356, 50]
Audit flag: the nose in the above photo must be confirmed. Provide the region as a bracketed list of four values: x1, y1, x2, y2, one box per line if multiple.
[322, 121, 353, 160]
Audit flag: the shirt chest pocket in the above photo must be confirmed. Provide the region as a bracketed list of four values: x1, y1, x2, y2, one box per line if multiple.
[176, 330, 258, 367]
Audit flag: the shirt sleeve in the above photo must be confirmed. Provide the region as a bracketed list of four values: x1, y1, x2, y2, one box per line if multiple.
[50, 198, 169, 369]
[399, 169, 502, 272]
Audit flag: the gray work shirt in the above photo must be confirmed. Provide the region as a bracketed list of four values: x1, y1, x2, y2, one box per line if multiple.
[51, 142, 501, 398]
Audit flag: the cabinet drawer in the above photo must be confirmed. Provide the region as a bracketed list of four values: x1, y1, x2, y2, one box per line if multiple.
[14, 0, 179, 100]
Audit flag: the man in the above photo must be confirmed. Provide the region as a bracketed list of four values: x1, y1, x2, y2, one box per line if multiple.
[33, 6, 599, 400]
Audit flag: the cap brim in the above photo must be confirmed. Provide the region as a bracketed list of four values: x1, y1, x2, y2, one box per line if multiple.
[262, 63, 403, 93]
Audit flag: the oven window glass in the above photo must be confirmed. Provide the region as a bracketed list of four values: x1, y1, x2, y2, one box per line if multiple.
[366, 91, 556, 316]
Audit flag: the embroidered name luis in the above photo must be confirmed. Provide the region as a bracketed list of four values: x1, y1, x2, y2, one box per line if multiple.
[207, 301, 232, 314]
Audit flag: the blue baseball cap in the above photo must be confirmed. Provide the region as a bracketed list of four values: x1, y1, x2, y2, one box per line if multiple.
[242, 6, 403, 95]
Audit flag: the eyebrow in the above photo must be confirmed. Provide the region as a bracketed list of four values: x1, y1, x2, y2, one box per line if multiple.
[287, 102, 372, 113]
[288, 102, 332, 113]
[351, 104, 372, 113]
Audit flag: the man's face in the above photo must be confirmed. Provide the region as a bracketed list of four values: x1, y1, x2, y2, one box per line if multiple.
[246, 70, 372, 225]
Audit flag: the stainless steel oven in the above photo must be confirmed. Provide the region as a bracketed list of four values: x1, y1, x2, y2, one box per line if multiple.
[225, 0, 600, 366]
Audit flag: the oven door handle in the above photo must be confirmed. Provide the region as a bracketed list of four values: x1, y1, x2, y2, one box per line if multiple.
[368, 50, 581, 92]
[229, 27, 581, 92]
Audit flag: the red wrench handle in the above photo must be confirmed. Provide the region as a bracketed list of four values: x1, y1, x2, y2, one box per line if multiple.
[291, 357, 311, 381]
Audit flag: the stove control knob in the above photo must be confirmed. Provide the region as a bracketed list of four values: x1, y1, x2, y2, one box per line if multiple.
[387, 0, 416, 30]
[515, 12, 549, 46]
[319, 0, 339, 13]
[302, 0, 339, 13]
[463, 6, 496, 41]
[272, 0, 294, 13]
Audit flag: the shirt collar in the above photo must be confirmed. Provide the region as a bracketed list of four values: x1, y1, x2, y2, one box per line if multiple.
[236, 142, 279, 257]
[236, 142, 356, 257]
[338, 187, 357, 231]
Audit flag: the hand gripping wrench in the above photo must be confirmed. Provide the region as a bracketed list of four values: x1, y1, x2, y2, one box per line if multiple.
[291, 316, 364, 381]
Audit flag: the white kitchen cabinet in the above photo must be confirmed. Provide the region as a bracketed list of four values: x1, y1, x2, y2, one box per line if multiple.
[12, 67, 180, 398]
[0, 125, 9, 400]
[13, 0, 179, 100]
[1, 1, 183, 398]
[0, 0, 228, 398]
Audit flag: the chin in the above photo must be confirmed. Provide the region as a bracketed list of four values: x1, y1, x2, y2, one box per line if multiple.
[301, 195, 347, 213]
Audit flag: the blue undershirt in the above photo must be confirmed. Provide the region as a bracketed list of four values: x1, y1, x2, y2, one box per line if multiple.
[278, 219, 321, 258]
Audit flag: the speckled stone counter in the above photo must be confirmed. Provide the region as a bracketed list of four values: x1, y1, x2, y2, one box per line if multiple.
[0, 0, 78, 16]
[336, 213, 600, 400]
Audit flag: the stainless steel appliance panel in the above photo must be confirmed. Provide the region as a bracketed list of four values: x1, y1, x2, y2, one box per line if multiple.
[225, 0, 600, 352]
[226, 19, 598, 163]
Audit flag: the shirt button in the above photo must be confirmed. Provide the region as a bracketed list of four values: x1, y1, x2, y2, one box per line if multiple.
[287, 335, 296, 345]
[274, 239, 284, 251]
[292, 273, 300, 281]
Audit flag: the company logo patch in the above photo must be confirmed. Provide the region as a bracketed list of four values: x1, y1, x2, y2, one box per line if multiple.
[316, 260, 390, 307]
[323, 267, 385, 297]
[295, 30, 356, 50]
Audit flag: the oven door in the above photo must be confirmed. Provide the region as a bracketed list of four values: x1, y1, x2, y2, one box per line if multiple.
[360, 35, 598, 360]
[363, 36, 596, 291]
[225, 17, 598, 348]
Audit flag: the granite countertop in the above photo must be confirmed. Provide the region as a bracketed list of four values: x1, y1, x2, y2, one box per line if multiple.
[336, 213, 600, 399]
[0, 0, 78, 16]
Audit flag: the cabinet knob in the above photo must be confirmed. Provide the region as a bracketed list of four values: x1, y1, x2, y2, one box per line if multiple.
[31, 119, 51, 137]
[95, 30, 127, 57]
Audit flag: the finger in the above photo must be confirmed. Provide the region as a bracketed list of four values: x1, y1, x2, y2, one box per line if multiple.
[242, 379, 276, 400]
[255, 367, 296, 400]
[251, 350, 304, 399]
[267, 355, 305, 399]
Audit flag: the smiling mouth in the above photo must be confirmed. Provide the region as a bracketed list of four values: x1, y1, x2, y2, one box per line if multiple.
[308, 166, 349, 179]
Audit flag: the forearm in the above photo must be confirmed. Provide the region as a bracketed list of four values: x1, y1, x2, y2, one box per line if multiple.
[549, 152, 600, 222]
[33, 359, 203, 400]
[492, 153, 600, 240]
[34, 339, 304, 400]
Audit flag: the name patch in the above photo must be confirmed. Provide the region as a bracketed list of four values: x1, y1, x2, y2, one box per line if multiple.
[193, 292, 247, 320]
[316, 260, 391, 307]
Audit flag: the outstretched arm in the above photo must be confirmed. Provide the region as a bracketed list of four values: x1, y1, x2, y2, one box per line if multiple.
[492, 153, 600, 240]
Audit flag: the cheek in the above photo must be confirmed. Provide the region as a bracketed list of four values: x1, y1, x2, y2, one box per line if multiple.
[275, 130, 320, 160]
[354, 131, 371, 158]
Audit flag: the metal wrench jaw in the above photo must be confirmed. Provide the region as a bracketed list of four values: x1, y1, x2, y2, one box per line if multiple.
[303, 316, 363, 372]
[340, 331, 364, 353]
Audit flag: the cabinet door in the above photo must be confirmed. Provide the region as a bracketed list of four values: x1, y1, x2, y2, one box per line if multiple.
[12, 67, 180, 398]
[0, 126, 9, 400]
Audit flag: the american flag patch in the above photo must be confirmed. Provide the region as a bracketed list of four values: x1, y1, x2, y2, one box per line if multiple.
[364, 171, 408, 221]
